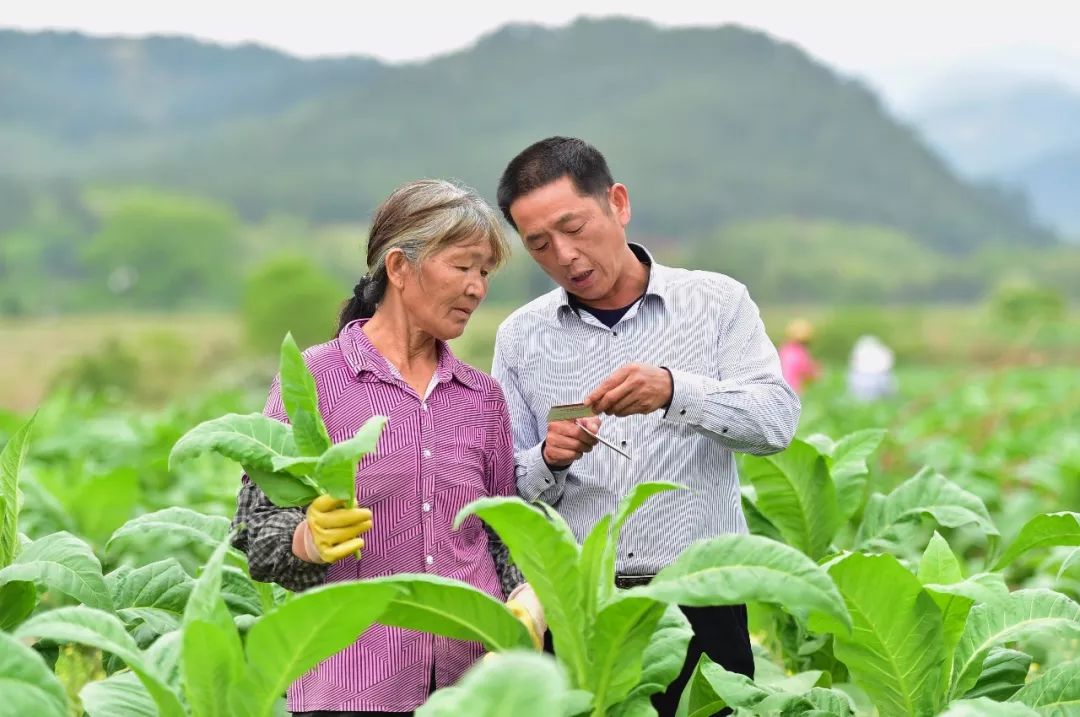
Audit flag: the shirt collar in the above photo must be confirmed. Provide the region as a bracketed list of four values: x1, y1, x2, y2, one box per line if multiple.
[339, 319, 480, 391]
[555, 242, 671, 320]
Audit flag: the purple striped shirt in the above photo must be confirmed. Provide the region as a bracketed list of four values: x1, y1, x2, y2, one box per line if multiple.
[258, 320, 516, 712]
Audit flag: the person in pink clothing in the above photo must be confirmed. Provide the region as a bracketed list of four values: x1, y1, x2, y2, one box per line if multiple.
[778, 318, 820, 394]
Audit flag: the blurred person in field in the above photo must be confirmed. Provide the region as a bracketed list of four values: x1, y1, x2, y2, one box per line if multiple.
[847, 334, 898, 402]
[231, 179, 543, 716]
[777, 318, 819, 394]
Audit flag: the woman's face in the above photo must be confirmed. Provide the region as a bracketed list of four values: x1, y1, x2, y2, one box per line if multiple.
[399, 236, 496, 341]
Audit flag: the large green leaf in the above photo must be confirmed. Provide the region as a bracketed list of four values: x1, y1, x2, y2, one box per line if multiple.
[0, 531, 112, 610]
[741, 440, 840, 559]
[952, 589, 1080, 698]
[857, 467, 999, 549]
[994, 512, 1080, 571]
[108, 559, 193, 614]
[278, 333, 331, 456]
[456, 497, 588, 684]
[0, 580, 37, 630]
[581, 482, 681, 627]
[1010, 657, 1080, 712]
[611, 604, 693, 715]
[313, 416, 387, 502]
[108, 507, 230, 554]
[0, 415, 34, 569]
[587, 595, 668, 709]
[635, 534, 850, 630]
[965, 648, 1031, 701]
[169, 412, 297, 474]
[940, 698, 1039, 717]
[0, 629, 68, 717]
[918, 532, 969, 686]
[368, 573, 531, 651]
[815, 552, 946, 717]
[417, 651, 570, 717]
[829, 429, 887, 522]
[183, 537, 245, 717]
[677, 654, 768, 717]
[14, 606, 185, 717]
[81, 671, 156, 717]
[244, 468, 320, 508]
[185, 619, 245, 717]
[238, 580, 402, 717]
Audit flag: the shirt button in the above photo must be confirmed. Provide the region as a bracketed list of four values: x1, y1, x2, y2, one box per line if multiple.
[422, 502, 431, 512]
[422, 403, 428, 411]
[425, 555, 434, 565]
[423, 449, 432, 458]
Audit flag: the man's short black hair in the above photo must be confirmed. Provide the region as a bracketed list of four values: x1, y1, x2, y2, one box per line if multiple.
[496, 137, 615, 230]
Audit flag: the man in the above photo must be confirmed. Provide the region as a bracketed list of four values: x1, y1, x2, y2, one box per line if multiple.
[491, 137, 800, 714]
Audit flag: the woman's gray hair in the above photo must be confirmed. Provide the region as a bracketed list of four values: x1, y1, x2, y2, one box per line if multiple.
[337, 179, 510, 333]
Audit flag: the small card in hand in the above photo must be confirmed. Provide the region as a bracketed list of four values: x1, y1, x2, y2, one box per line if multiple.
[547, 402, 596, 422]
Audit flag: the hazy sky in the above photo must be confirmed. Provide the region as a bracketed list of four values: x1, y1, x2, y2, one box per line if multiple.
[6, 1, 1080, 105]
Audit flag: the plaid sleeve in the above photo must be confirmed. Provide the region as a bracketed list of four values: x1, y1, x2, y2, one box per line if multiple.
[232, 480, 328, 593]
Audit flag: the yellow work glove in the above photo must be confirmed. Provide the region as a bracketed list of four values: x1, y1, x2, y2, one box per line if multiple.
[506, 598, 543, 650]
[304, 494, 373, 563]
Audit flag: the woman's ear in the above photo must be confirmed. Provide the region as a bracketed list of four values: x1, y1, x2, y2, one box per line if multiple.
[383, 248, 411, 290]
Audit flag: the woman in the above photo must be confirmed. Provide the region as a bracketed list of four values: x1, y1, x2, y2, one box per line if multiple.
[777, 318, 820, 395]
[232, 179, 543, 716]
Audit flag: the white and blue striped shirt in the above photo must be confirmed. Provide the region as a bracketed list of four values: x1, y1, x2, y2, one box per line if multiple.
[492, 244, 800, 575]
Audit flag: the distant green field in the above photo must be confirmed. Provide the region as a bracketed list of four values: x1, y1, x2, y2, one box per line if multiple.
[1, 303, 1077, 412]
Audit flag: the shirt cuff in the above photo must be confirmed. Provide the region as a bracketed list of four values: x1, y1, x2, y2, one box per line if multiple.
[663, 367, 708, 427]
[515, 443, 568, 503]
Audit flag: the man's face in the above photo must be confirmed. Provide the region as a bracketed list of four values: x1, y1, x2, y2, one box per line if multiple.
[509, 176, 632, 306]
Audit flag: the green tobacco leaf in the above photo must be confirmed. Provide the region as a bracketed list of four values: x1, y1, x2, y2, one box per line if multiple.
[183, 537, 245, 717]
[857, 467, 999, 550]
[108, 507, 230, 554]
[741, 439, 840, 559]
[108, 559, 193, 614]
[268, 455, 319, 476]
[0, 531, 112, 611]
[369, 573, 531, 651]
[14, 606, 184, 717]
[278, 333, 331, 456]
[168, 412, 297, 474]
[925, 573, 1009, 606]
[580, 513, 614, 623]
[636, 534, 850, 631]
[238, 580, 401, 717]
[81, 671, 156, 717]
[964, 648, 1031, 701]
[829, 429, 886, 521]
[456, 497, 588, 684]
[0, 629, 68, 717]
[417, 651, 570, 717]
[952, 589, 1080, 698]
[246, 468, 321, 508]
[679, 654, 769, 717]
[1010, 657, 1080, 711]
[994, 512, 1080, 571]
[939, 698, 1039, 717]
[313, 416, 387, 502]
[816, 552, 946, 717]
[588, 595, 668, 709]
[1, 414, 34, 569]
[612, 604, 693, 714]
[0, 580, 37, 630]
[919, 531, 964, 586]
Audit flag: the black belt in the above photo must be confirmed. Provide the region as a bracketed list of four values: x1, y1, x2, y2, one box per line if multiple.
[614, 574, 655, 589]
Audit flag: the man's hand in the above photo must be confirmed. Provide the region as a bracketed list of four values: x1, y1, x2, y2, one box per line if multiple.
[542, 415, 601, 469]
[293, 494, 373, 564]
[585, 364, 674, 417]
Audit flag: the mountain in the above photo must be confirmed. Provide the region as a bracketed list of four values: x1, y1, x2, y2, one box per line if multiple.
[0, 19, 1054, 252]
